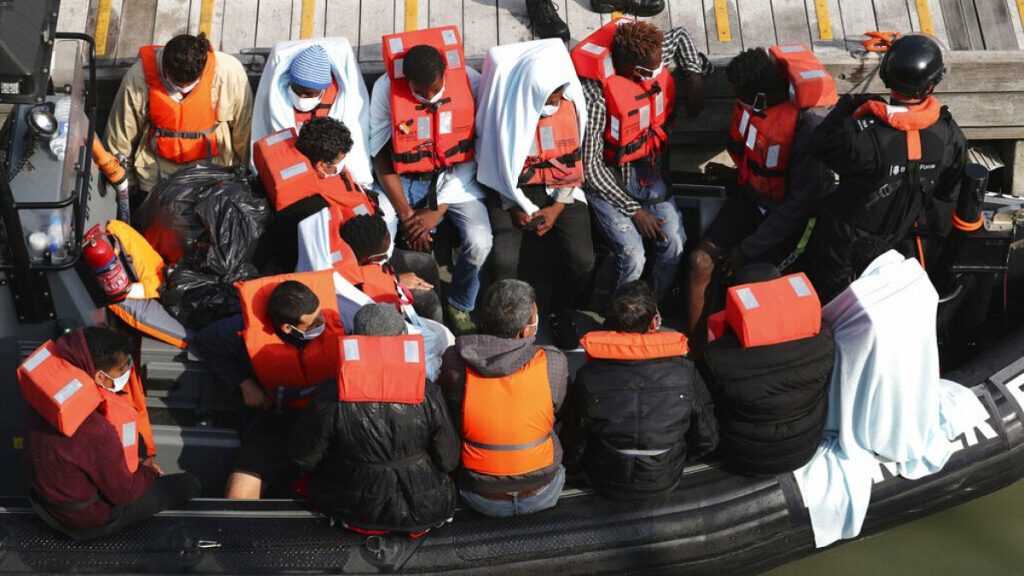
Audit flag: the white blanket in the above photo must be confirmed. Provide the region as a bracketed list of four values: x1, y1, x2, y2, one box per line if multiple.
[251, 37, 374, 188]
[475, 39, 587, 215]
[368, 68, 485, 207]
[794, 250, 989, 547]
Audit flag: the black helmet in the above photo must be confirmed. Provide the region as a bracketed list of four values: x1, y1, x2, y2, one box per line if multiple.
[879, 35, 945, 99]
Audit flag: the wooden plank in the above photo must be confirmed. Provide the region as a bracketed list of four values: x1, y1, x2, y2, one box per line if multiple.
[429, 0, 463, 28]
[324, 0, 361, 41]
[396, 0, 429, 32]
[639, 1, 673, 32]
[113, 0, 157, 59]
[835, 0, 876, 50]
[465, 0, 498, 58]
[221, 0, 260, 53]
[1008, 0, 1024, 50]
[565, 0, 603, 47]
[290, 0, 327, 39]
[88, 0, 124, 58]
[153, 0, 194, 46]
[360, 0, 396, 61]
[772, 0, 812, 45]
[905, 0, 950, 49]
[189, 0, 227, 49]
[255, 0, 294, 47]
[871, 0, 911, 32]
[938, 0, 972, 50]
[976, 0, 1019, 49]
[804, 0, 845, 49]
[497, 1, 535, 45]
[736, 0, 776, 48]
[668, 0, 709, 53]
[56, 0, 90, 33]
[959, 0, 986, 49]
[704, 0, 741, 55]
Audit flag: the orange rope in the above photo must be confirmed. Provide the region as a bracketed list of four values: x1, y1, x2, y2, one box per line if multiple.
[914, 222, 926, 270]
[952, 211, 984, 232]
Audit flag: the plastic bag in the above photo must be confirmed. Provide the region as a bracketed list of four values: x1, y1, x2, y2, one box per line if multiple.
[161, 263, 242, 328]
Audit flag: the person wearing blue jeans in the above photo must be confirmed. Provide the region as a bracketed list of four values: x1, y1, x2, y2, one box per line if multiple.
[588, 164, 685, 298]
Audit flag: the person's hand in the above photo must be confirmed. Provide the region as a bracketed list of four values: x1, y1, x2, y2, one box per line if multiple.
[631, 209, 667, 241]
[141, 457, 164, 476]
[533, 203, 565, 237]
[398, 272, 434, 291]
[510, 207, 533, 229]
[703, 162, 737, 183]
[403, 209, 443, 246]
[240, 378, 269, 410]
[722, 246, 746, 279]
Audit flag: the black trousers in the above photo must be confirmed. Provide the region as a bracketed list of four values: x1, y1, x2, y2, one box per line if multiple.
[391, 248, 444, 323]
[487, 187, 595, 312]
[36, 473, 202, 541]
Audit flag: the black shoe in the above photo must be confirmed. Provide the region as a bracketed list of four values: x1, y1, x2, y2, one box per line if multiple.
[550, 309, 581, 350]
[527, 0, 571, 42]
[590, 0, 665, 17]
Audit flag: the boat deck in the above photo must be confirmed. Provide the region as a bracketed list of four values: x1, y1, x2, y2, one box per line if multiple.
[57, 0, 1024, 66]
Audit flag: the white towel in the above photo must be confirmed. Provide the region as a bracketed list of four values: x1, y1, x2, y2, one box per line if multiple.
[251, 37, 374, 188]
[475, 39, 587, 215]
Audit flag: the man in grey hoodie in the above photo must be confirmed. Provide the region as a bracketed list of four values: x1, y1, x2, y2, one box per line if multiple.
[437, 279, 569, 517]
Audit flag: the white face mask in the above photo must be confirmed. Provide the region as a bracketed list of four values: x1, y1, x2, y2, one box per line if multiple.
[166, 76, 200, 100]
[320, 156, 346, 177]
[634, 63, 664, 82]
[102, 369, 132, 393]
[413, 83, 446, 105]
[289, 88, 323, 112]
[540, 102, 561, 117]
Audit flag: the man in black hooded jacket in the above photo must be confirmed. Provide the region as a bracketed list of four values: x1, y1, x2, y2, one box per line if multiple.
[290, 303, 459, 535]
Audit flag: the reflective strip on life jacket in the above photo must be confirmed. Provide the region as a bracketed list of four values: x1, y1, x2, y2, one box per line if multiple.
[338, 335, 426, 404]
[383, 26, 476, 173]
[727, 100, 800, 204]
[17, 341, 103, 437]
[570, 18, 676, 166]
[98, 387, 140, 472]
[519, 99, 583, 188]
[293, 77, 340, 127]
[237, 270, 345, 405]
[580, 330, 689, 360]
[724, 272, 821, 348]
[461, 349, 555, 477]
[139, 46, 219, 164]
[768, 44, 838, 109]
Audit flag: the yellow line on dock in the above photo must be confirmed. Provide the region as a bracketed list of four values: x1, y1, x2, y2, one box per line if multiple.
[714, 0, 731, 42]
[814, 0, 833, 41]
[94, 0, 112, 56]
[405, 0, 419, 31]
[300, 0, 316, 38]
[199, 0, 216, 38]
[915, 0, 934, 36]
[1017, 0, 1024, 37]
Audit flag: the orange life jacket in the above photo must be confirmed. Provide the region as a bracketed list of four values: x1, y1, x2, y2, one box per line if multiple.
[382, 26, 476, 173]
[727, 44, 837, 203]
[519, 99, 584, 188]
[722, 272, 821, 348]
[293, 77, 339, 127]
[338, 335, 426, 404]
[139, 45, 219, 164]
[237, 270, 345, 408]
[18, 341, 140, 471]
[571, 18, 676, 166]
[580, 330, 689, 360]
[324, 207, 407, 306]
[253, 127, 376, 215]
[461, 349, 555, 477]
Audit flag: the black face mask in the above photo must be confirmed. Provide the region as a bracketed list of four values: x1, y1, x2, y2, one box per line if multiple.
[277, 327, 308, 348]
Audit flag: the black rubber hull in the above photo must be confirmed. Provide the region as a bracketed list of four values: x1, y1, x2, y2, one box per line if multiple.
[1, 330, 1023, 575]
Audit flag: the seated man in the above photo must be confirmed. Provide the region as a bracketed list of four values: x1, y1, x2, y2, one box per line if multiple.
[571, 20, 711, 299]
[703, 264, 833, 476]
[438, 280, 568, 517]
[370, 29, 493, 334]
[261, 117, 381, 272]
[192, 271, 345, 499]
[563, 281, 718, 499]
[105, 32, 253, 200]
[689, 47, 835, 334]
[476, 39, 595, 349]
[251, 39, 374, 189]
[21, 327, 199, 539]
[291, 303, 459, 536]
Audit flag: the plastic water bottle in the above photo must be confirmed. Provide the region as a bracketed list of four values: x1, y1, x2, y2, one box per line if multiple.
[47, 212, 65, 259]
[49, 96, 71, 162]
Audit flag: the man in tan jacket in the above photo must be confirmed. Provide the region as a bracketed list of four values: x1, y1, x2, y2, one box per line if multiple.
[104, 33, 253, 196]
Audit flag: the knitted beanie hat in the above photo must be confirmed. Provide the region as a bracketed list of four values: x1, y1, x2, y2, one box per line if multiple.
[288, 45, 332, 90]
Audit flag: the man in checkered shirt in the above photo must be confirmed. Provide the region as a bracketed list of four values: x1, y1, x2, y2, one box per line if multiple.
[578, 21, 712, 300]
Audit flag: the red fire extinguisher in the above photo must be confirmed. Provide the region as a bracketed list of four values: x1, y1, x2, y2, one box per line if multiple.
[83, 227, 131, 302]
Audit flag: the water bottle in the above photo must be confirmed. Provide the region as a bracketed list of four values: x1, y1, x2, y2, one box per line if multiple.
[49, 96, 71, 162]
[47, 212, 65, 260]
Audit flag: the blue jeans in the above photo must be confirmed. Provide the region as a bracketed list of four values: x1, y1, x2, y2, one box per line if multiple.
[589, 164, 685, 299]
[401, 177, 492, 312]
[459, 465, 565, 518]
